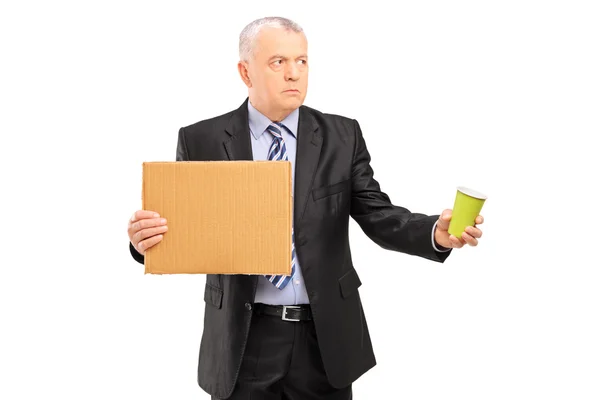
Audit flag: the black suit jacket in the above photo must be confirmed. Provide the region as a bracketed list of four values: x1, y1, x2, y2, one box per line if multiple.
[129, 98, 452, 398]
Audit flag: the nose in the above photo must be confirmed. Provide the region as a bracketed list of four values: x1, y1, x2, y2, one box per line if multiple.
[284, 62, 300, 81]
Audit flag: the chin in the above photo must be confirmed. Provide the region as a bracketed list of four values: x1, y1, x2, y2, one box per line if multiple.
[282, 96, 304, 110]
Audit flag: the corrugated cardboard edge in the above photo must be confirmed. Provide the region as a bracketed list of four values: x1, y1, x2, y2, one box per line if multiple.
[141, 162, 148, 273]
[289, 162, 293, 276]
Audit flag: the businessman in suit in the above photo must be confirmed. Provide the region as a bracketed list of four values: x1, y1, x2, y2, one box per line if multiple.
[127, 17, 484, 400]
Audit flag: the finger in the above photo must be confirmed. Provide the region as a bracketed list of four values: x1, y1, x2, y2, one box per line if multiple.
[465, 226, 482, 239]
[137, 234, 164, 254]
[449, 235, 463, 248]
[132, 224, 169, 244]
[128, 219, 166, 244]
[131, 210, 160, 223]
[129, 217, 167, 234]
[475, 215, 484, 225]
[449, 235, 464, 248]
[461, 231, 479, 246]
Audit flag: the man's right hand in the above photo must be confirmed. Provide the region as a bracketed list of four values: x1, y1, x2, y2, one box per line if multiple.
[128, 210, 168, 255]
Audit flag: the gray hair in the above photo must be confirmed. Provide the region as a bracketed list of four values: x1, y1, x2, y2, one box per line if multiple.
[239, 17, 304, 61]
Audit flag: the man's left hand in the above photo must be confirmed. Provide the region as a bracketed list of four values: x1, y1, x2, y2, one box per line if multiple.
[434, 209, 484, 249]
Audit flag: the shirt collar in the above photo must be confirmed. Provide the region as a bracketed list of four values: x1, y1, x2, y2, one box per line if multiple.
[248, 100, 299, 140]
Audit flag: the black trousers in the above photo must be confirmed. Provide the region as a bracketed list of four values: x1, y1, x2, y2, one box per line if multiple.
[212, 306, 352, 400]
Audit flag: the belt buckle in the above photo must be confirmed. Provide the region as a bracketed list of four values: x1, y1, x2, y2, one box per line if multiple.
[282, 305, 301, 322]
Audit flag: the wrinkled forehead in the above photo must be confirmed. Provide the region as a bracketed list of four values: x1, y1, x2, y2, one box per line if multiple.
[252, 27, 308, 60]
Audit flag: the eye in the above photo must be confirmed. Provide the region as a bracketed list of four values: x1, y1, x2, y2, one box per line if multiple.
[297, 59, 307, 65]
[273, 60, 283, 66]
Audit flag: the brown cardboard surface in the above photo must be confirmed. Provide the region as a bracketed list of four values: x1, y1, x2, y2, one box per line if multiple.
[141, 161, 292, 275]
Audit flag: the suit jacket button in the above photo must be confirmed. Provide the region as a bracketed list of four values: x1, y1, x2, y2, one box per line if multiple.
[245, 302, 252, 311]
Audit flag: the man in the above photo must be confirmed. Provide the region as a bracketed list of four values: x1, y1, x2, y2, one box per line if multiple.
[127, 17, 484, 400]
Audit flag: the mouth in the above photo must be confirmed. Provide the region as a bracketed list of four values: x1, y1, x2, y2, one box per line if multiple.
[283, 89, 300, 93]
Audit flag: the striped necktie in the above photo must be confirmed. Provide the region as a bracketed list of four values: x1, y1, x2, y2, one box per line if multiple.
[264, 122, 296, 289]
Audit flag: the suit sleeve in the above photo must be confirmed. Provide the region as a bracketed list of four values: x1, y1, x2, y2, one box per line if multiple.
[128, 127, 190, 265]
[349, 119, 451, 263]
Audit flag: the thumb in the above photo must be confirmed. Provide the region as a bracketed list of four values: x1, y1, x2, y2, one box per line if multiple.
[442, 209, 452, 221]
[437, 209, 452, 229]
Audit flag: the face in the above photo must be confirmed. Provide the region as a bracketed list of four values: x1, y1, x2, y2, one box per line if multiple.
[238, 27, 308, 120]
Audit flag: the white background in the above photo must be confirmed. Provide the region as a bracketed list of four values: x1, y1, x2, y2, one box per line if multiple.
[1, 0, 599, 399]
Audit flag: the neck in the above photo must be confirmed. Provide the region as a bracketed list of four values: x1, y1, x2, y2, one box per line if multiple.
[249, 98, 293, 122]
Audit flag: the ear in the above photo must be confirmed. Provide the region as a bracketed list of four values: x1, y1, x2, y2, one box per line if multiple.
[238, 61, 252, 88]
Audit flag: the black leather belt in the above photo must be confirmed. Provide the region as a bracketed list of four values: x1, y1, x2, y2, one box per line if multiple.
[254, 303, 312, 322]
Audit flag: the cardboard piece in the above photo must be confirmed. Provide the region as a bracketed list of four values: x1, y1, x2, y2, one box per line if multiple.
[141, 161, 293, 275]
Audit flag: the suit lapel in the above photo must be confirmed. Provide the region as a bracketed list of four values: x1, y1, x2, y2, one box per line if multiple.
[294, 106, 322, 220]
[223, 98, 253, 161]
[222, 99, 257, 291]
[223, 99, 323, 221]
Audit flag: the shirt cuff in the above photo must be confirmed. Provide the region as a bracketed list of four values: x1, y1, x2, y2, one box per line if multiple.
[432, 220, 451, 252]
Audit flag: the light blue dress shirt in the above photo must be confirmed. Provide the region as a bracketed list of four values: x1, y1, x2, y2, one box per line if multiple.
[248, 101, 310, 306]
[248, 101, 450, 306]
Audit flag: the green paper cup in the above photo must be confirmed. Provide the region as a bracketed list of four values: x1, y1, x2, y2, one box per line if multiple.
[448, 186, 487, 238]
